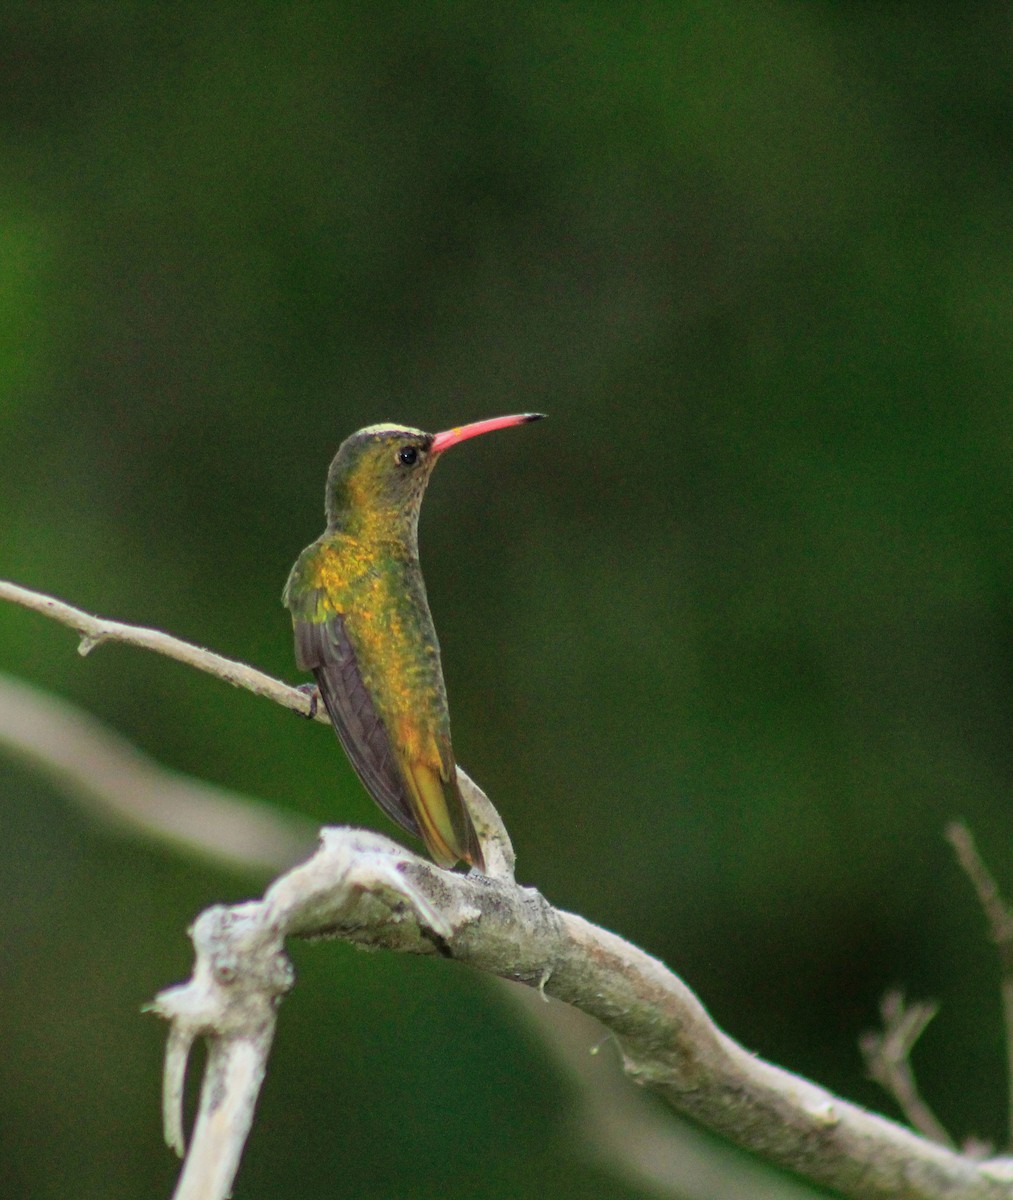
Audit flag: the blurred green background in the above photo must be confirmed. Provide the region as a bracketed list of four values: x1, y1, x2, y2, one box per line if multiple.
[1, 3, 1011, 1197]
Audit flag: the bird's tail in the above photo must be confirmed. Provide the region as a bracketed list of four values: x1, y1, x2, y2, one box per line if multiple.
[400, 756, 485, 872]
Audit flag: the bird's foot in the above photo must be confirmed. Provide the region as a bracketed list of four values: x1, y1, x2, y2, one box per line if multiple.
[294, 682, 320, 719]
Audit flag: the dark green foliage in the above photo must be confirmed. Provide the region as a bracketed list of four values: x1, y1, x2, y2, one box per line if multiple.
[1, 4, 1010, 1196]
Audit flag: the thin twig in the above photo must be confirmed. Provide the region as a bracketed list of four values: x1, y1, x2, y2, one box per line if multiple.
[947, 821, 1013, 1149]
[0, 579, 325, 721]
[860, 990, 955, 1149]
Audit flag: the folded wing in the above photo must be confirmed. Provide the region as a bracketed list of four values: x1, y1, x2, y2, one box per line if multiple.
[293, 612, 422, 841]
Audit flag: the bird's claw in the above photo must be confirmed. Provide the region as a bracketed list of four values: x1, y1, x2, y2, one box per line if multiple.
[294, 682, 320, 719]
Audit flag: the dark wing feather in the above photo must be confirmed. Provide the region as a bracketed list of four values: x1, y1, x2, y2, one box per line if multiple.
[293, 613, 421, 839]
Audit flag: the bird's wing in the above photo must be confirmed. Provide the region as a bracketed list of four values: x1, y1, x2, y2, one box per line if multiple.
[292, 611, 422, 840]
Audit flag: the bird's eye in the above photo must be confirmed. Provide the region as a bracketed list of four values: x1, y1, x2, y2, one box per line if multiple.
[398, 446, 419, 467]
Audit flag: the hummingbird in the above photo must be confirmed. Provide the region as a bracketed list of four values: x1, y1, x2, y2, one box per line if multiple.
[283, 413, 543, 871]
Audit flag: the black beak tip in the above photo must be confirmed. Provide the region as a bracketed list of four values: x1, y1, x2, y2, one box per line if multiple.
[523, 412, 546, 424]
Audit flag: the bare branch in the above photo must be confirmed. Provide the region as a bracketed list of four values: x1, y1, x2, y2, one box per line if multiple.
[503, 986, 824, 1199]
[0, 579, 324, 721]
[0, 670, 315, 873]
[155, 828, 1013, 1200]
[946, 824, 1013, 969]
[861, 990, 954, 1149]
[947, 822, 1013, 1149]
[152, 901, 293, 1197]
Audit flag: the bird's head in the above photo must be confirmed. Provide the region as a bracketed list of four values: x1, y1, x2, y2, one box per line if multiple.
[325, 414, 543, 543]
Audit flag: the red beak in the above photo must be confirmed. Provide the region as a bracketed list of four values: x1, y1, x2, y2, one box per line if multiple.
[430, 412, 544, 455]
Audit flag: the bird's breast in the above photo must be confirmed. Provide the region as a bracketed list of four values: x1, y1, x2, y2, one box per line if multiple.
[315, 541, 449, 739]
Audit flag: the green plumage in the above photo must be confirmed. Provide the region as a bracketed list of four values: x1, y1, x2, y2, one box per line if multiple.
[283, 425, 482, 868]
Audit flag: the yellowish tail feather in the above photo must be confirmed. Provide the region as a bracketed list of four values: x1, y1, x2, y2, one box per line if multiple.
[399, 755, 480, 869]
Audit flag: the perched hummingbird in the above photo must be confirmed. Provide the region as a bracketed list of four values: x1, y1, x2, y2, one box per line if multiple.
[284, 413, 543, 871]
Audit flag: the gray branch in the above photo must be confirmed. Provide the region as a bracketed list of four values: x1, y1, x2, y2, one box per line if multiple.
[154, 828, 1013, 1200]
[861, 991, 955, 1150]
[0, 578, 324, 721]
[4, 578, 1013, 1200]
[947, 822, 1013, 1151]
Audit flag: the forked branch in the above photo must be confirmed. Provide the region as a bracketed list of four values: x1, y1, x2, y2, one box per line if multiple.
[861, 991, 954, 1149]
